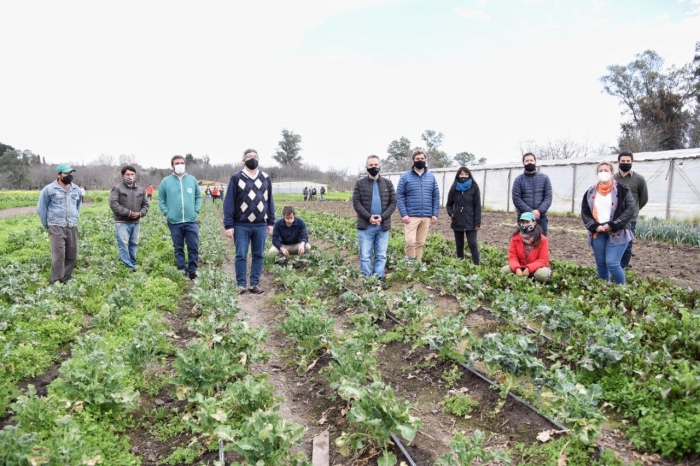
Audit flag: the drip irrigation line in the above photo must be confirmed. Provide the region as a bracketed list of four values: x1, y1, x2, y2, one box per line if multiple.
[391, 433, 418, 466]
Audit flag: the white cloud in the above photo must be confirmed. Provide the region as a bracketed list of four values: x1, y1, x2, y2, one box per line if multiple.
[453, 8, 491, 21]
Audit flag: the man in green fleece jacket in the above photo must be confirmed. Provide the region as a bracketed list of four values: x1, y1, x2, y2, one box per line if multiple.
[614, 151, 648, 270]
[158, 155, 203, 279]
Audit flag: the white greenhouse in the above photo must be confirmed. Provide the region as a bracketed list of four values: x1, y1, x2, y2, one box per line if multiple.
[385, 148, 700, 220]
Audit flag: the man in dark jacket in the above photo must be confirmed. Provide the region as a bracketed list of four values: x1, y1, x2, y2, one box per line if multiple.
[109, 165, 150, 271]
[268, 206, 310, 265]
[353, 155, 397, 286]
[511, 152, 552, 236]
[614, 151, 648, 270]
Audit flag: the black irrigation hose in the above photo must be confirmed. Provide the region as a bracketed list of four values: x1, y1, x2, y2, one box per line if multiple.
[383, 308, 569, 433]
[391, 433, 418, 466]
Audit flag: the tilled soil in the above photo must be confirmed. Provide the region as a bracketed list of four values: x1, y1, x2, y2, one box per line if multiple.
[291, 200, 700, 290]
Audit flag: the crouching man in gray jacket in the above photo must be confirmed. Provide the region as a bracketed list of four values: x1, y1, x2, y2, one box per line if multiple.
[109, 165, 150, 271]
[37, 163, 82, 284]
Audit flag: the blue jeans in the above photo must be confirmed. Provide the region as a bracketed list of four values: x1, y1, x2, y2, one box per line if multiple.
[115, 223, 141, 269]
[620, 221, 636, 269]
[167, 222, 199, 273]
[590, 232, 629, 284]
[234, 224, 267, 287]
[538, 216, 548, 237]
[358, 226, 390, 278]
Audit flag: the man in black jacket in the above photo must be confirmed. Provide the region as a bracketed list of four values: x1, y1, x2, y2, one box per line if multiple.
[352, 155, 397, 287]
[109, 165, 150, 271]
[512, 152, 552, 236]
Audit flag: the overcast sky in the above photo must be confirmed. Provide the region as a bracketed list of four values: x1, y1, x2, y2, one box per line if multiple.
[1, 0, 698, 172]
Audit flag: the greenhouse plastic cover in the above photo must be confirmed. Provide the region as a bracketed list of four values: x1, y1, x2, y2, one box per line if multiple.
[386, 148, 700, 220]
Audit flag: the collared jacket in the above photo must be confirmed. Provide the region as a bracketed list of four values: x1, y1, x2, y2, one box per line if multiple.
[446, 183, 481, 231]
[109, 183, 150, 223]
[507, 232, 550, 273]
[37, 180, 82, 228]
[614, 171, 648, 221]
[158, 173, 202, 224]
[396, 169, 440, 218]
[581, 181, 635, 246]
[353, 176, 397, 231]
[272, 217, 309, 249]
[512, 171, 552, 217]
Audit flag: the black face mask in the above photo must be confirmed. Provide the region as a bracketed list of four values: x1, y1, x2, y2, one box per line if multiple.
[524, 163, 536, 172]
[414, 160, 426, 169]
[619, 163, 632, 172]
[458, 177, 468, 182]
[61, 174, 74, 184]
[367, 167, 380, 176]
[245, 159, 259, 170]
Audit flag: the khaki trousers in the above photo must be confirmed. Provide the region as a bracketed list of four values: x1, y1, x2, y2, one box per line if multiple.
[49, 225, 78, 284]
[404, 217, 431, 260]
[268, 243, 312, 255]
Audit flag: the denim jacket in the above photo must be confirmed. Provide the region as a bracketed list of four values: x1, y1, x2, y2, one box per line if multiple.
[37, 181, 82, 228]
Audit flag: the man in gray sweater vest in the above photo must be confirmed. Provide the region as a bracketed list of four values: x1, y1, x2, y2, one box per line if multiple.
[614, 151, 648, 269]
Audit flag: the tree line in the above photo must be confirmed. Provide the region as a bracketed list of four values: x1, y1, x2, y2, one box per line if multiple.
[2, 43, 698, 190]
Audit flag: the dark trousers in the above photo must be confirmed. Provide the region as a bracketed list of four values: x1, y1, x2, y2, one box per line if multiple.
[621, 221, 636, 269]
[49, 225, 78, 284]
[167, 222, 199, 273]
[453, 229, 480, 265]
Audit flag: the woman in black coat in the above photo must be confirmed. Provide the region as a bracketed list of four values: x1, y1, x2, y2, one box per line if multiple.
[446, 167, 482, 264]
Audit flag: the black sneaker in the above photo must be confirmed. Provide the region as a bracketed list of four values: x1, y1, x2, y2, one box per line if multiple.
[380, 278, 389, 290]
[188, 272, 197, 280]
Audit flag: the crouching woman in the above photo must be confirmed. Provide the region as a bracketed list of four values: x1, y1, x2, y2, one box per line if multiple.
[501, 212, 551, 283]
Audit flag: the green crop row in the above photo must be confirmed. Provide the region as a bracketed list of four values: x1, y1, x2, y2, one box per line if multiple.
[636, 217, 700, 246]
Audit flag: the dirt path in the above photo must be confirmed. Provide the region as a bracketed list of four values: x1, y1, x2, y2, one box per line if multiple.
[291, 201, 700, 290]
[0, 206, 36, 219]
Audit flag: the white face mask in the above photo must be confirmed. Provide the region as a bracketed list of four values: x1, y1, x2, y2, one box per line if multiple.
[598, 171, 612, 183]
[174, 164, 186, 175]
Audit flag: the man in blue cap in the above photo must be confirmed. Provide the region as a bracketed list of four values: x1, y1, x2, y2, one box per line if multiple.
[37, 163, 82, 284]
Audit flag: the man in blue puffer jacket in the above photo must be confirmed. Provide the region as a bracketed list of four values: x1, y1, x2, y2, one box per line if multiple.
[396, 150, 440, 261]
[511, 152, 552, 236]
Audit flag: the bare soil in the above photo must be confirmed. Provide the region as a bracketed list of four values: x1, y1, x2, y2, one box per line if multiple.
[293, 200, 700, 290]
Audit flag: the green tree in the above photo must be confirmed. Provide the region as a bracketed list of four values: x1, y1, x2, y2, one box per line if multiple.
[0, 149, 32, 188]
[185, 153, 198, 165]
[454, 152, 476, 166]
[273, 129, 303, 166]
[420, 130, 452, 168]
[387, 136, 412, 163]
[601, 49, 699, 151]
[0, 142, 15, 156]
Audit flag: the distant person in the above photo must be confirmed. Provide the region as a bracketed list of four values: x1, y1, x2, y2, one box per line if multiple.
[37, 163, 82, 284]
[320, 186, 326, 201]
[205, 186, 212, 201]
[146, 184, 154, 201]
[311, 187, 317, 201]
[353, 155, 396, 288]
[446, 167, 481, 265]
[219, 185, 225, 199]
[501, 212, 551, 283]
[614, 151, 648, 270]
[211, 186, 219, 202]
[268, 206, 310, 265]
[158, 155, 202, 280]
[79, 185, 86, 202]
[512, 152, 552, 236]
[109, 165, 149, 271]
[224, 149, 275, 294]
[396, 150, 440, 261]
[303, 186, 308, 201]
[581, 161, 635, 285]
